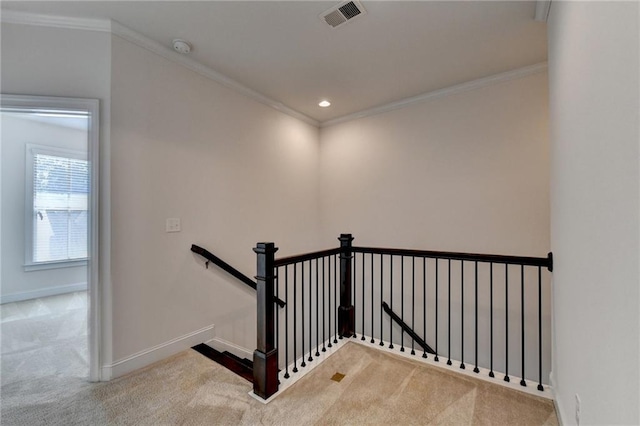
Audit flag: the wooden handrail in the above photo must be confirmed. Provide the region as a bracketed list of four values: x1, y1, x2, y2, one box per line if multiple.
[274, 247, 342, 267]
[275, 245, 552, 270]
[353, 246, 553, 271]
[191, 244, 285, 308]
[382, 301, 436, 355]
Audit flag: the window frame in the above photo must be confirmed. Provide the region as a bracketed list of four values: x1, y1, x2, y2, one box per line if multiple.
[24, 143, 89, 271]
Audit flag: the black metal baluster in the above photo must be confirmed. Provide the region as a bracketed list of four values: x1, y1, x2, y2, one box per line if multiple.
[334, 254, 338, 344]
[447, 259, 452, 366]
[371, 253, 375, 344]
[489, 263, 494, 377]
[322, 256, 327, 352]
[293, 264, 298, 373]
[520, 265, 526, 386]
[315, 259, 320, 357]
[308, 260, 313, 362]
[301, 261, 306, 368]
[537, 266, 544, 391]
[389, 255, 394, 349]
[284, 266, 290, 379]
[362, 252, 365, 341]
[435, 259, 439, 362]
[422, 257, 427, 358]
[411, 256, 415, 355]
[474, 261, 479, 373]
[275, 270, 279, 370]
[504, 263, 510, 382]
[380, 254, 384, 346]
[353, 253, 357, 339]
[460, 261, 465, 370]
[400, 255, 405, 352]
[328, 256, 333, 348]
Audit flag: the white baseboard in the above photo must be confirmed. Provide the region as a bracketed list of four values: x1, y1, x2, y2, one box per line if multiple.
[206, 337, 253, 360]
[0, 282, 87, 304]
[101, 324, 215, 380]
[550, 372, 565, 425]
[348, 336, 554, 400]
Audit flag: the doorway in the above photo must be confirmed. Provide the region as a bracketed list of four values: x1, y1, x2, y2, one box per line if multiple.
[0, 95, 100, 382]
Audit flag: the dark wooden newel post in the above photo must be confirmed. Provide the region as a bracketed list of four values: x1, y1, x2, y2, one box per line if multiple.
[338, 234, 355, 338]
[253, 242, 279, 399]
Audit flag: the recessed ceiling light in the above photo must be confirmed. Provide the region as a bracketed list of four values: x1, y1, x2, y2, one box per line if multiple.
[319, 100, 331, 107]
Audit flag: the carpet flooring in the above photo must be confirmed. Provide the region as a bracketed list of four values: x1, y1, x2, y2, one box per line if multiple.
[1, 292, 88, 386]
[1, 336, 558, 425]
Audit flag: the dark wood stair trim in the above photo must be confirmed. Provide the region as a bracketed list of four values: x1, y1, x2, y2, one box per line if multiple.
[192, 343, 254, 383]
[382, 301, 437, 355]
[221, 350, 253, 369]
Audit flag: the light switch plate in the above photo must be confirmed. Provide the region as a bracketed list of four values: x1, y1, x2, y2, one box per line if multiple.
[166, 218, 181, 233]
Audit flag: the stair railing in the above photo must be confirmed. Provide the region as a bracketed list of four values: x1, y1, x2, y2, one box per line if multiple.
[191, 244, 285, 307]
[253, 234, 553, 400]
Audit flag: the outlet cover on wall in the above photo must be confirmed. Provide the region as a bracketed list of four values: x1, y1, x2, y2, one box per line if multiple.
[166, 218, 181, 233]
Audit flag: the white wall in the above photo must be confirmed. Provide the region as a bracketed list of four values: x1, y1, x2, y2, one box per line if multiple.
[320, 72, 550, 255]
[320, 72, 551, 381]
[109, 35, 320, 363]
[548, 2, 639, 425]
[1, 114, 88, 302]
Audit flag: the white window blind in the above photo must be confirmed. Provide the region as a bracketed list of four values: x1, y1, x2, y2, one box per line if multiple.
[31, 151, 89, 264]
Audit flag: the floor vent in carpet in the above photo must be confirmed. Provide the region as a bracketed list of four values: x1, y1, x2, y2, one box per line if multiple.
[331, 372, 346, 382]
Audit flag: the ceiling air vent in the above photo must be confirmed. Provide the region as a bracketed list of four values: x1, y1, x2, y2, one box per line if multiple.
[320, 1, 367, 29]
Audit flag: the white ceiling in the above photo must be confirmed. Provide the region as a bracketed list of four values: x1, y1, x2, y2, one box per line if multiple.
[1, 1, 547, 124]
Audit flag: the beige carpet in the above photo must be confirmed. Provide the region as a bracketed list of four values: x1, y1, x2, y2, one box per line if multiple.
[1, 292, 88, 387]
[1, 340, 557, 425]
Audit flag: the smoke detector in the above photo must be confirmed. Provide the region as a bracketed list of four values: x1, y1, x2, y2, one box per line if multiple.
[320, 1, 367, 29]
[172, 39, 192, 54]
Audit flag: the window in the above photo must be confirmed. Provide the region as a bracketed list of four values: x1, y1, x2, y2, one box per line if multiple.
[26, 144, 89, 269]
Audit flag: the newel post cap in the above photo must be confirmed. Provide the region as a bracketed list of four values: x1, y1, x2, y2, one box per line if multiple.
[253, 243, 279, 254]
[338, 234, 354, 244]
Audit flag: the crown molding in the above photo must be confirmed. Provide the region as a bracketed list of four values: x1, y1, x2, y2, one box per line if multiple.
[1, 10, 319, 127]
[1, 9, 111, 32]
[321, 62, 548, 128]
[109, 22, 319, 127]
